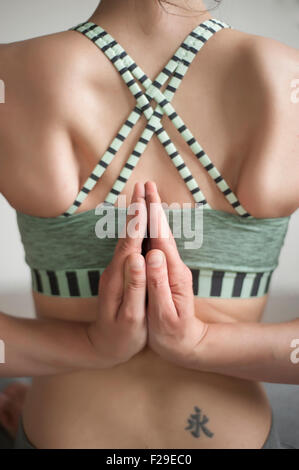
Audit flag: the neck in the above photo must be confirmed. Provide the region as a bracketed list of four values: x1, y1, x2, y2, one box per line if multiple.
[88, 0, 211, 38]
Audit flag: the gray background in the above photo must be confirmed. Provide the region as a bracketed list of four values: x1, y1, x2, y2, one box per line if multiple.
[0, 0, 298, 322]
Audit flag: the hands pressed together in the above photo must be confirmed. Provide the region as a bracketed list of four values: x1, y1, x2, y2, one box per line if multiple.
[1, 181, 296, 382]
[88, 181, 208, 369]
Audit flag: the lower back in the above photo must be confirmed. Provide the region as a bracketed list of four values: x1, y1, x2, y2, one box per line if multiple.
[21, 293, 271, 449]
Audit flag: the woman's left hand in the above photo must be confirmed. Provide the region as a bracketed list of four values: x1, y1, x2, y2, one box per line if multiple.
[144, 182, 208, 368]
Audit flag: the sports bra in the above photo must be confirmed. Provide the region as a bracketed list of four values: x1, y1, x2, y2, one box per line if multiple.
[16, 18, 291, 299]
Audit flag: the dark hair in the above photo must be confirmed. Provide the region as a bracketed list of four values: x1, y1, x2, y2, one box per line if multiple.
[157, 0, 223, 15]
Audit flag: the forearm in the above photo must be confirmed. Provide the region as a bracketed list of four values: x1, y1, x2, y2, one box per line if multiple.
[189, 318, 299, 384]
[0, 311, 104, 377]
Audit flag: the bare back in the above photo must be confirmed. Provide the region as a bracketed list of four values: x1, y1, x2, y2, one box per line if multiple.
[0, 11, 298, 448]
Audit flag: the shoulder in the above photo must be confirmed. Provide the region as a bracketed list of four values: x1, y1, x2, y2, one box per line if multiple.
[231, 32, 299, 217]
[0, 31, 90, 206]
[0, 29, 105, 118]
[242, 33, 299, 103]
[0, 28, 110, 213]
[223, 29, 299, 110]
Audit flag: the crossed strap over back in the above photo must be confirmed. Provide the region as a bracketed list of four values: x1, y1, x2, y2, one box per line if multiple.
[63, 18, 251, 218]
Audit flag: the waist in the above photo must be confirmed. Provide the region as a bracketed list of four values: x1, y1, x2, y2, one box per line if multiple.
[22, 346, 272, 449]
[24, 292, 271, 448]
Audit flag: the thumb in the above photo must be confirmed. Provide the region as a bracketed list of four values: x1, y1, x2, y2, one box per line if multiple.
[118, 253, 146, 322]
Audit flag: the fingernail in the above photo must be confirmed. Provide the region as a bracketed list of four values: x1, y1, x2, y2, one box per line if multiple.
[130, 255, 144, 270]
[148, 251, 164, 267]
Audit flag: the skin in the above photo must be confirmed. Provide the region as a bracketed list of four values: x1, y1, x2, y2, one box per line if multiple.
[0, 0, 298, 449]
[144, 181, 299, 383]
[0, 183, 149, 377]
[0, 383, 29, 437]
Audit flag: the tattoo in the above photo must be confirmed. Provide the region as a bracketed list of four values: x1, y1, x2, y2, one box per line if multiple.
[185, 406, 214, 439]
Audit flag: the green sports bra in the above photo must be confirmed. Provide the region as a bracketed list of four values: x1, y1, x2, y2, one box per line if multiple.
[16, 18, 291, 299]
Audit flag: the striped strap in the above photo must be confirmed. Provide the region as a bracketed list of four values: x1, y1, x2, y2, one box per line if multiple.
[96, 20, 218, 208]
[32, 267, 105, 297]
[101, 18, 250, 216]
[63, 19, 212, 214]
[191, 268, 273, 298]
[31, 266, 273, 299]
[63, 19, 251, 218]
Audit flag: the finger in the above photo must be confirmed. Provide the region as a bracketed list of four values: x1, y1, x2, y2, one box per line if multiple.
[114, 195, 147, 259]
[146, 249, 178, 326]
[2, 383, 29, 404]
[0, 392, 9, 410]
[145, 182, 195, 315]
[0, 393, 15, 436]
[111, 194, 147, 288]
[118, 252, 146, 323]
[98, 266, 123, 317]
[103, 183, 146, 318]
[145, 181, 182, 272]
[130, 181, 145, 201]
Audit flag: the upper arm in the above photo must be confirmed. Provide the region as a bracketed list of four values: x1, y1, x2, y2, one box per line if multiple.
[267, 40, 299, 212]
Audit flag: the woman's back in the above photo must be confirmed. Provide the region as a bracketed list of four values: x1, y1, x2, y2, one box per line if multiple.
[0, 0, 298, 448]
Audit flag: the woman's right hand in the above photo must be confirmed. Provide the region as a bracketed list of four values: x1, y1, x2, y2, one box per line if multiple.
[87, 183, 148, 368]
